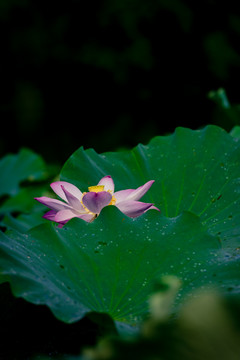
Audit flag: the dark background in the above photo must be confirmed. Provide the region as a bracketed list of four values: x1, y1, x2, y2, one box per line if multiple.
[1, 0, 240, 164]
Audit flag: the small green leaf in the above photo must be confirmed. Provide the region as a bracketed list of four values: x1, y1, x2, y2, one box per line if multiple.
[230, 126, 240, 139]
[0, 148, 47, 197]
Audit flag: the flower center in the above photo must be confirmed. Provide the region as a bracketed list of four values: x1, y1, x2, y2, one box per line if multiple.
[108, 196, 116, 205]
[81, 184, 116, 213]
[88, 185, 104, 192]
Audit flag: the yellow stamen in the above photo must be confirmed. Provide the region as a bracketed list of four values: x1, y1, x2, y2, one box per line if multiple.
[109, 196, 116, 206]
[88, 185, 105, 193]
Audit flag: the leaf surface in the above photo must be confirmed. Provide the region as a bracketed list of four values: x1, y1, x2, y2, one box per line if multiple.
[62, 125, 240, 242]
[0, 148, 47, 197]
[1, 126, 240, 325]
[0, 207, 221, 324]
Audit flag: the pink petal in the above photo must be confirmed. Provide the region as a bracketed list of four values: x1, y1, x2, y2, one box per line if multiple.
[82, 191, 112, 214]
[55, 210, 95, 226]
[77, 213, 97, 222]
[114, 189, 135, 203]
[125, 180, 155, 201]
[43, 210, 57, 221]
[116, 200, 158, 218]
[148, 205, 160, 212]
[50, 181, 83, 202]
[55, 209, 78, 223]
[114, 180, 155, 203]
[97, 175, 115, 193]
[61, 185, 85, 211]
[35, 196, 71, 211]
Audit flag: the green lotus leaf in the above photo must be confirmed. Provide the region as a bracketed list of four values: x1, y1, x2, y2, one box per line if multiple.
[0, 186, 51, 232]
[1, 212, 47, 233]
[62, 125, 240, 243]
[0, 148, 47, 197]
[0, 125, 240, 326]
[0, 149, 60, 232]
[0, 207, 221, 324]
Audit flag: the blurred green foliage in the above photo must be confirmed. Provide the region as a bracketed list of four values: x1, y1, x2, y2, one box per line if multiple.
[208, 88, 240, 130]
[28, 278, 240, 359]
[82, 280, 240, 360]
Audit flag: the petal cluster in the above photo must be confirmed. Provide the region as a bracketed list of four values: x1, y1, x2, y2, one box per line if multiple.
[35, 175, 159, 227]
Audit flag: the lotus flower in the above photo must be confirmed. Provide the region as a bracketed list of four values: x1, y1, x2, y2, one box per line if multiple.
[35, 176, 160, 227]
